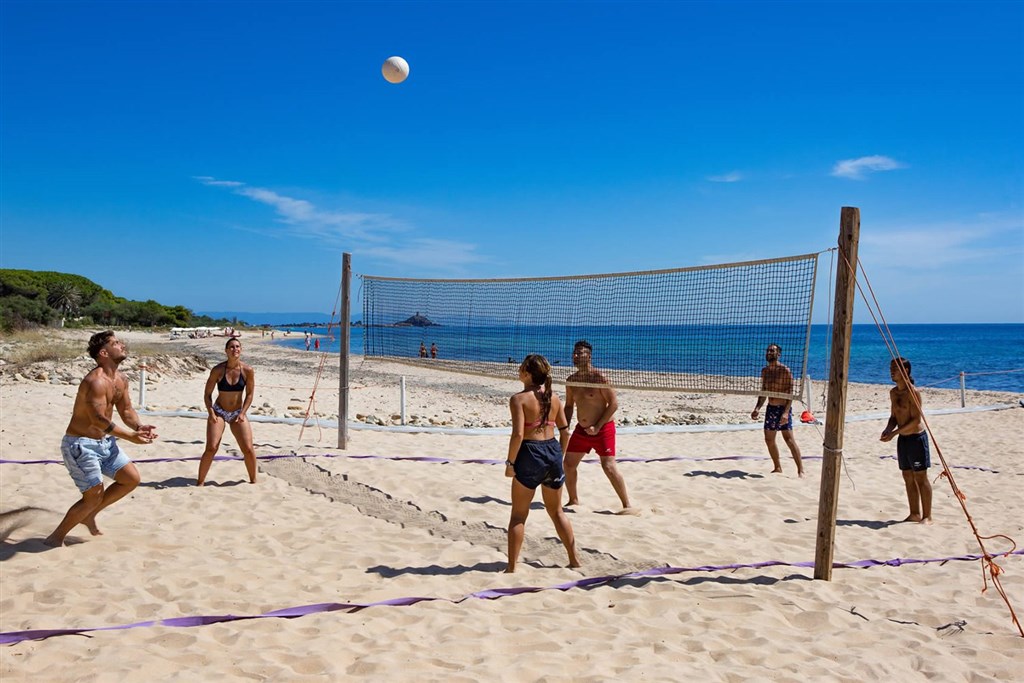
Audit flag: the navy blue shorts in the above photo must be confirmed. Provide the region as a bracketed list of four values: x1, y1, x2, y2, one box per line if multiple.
[897, 432, 931, 471]
[513, 439, 565, 490]
[764, 404, 793, 431]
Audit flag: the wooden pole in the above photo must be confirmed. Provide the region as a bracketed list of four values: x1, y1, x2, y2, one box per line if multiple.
[339, 253, 351, 449]
[814, 207, 860, 580]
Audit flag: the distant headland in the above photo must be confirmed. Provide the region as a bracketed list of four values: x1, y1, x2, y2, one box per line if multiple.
[394, 312, 440, 327]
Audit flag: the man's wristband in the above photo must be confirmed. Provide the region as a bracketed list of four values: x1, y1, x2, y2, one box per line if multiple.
[505, 460, 515, 467]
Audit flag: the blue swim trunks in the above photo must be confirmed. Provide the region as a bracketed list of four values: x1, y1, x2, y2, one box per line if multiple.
[60, 435, 132, 492]
[763, 404, 793, 431]
[897, 432, 931, 471]
[513, 439, 566, 490]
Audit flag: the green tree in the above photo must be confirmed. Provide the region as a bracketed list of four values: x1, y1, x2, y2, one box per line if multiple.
[0, 296, 54, 331]
[47, 281, 82, 324]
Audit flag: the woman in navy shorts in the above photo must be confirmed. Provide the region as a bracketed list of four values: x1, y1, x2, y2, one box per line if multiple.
[504, 354, 581, 572]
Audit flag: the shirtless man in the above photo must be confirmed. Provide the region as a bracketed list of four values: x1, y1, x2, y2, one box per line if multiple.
[751, 343, 805, 476]
[44, 331, 157, 547]
[563, 340, 636, 513]
[880, 357, 933, 524]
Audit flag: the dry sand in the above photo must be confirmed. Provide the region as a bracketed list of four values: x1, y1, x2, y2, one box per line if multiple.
[1, 329, 1022, 681]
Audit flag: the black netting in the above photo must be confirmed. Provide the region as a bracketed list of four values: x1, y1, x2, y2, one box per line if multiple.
[361, 253, 818, 398]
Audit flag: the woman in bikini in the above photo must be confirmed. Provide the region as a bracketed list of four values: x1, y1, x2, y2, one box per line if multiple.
[197, 338, 258, 486]
[504, 354, 580, 572]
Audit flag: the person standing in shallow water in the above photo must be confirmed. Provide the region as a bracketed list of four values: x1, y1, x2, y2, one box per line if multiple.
[881, 357, 933, 524]
[197, 338, 258, 486]
[751, 343, 805, 477]
[45, 331, 157, 547]
[504, 354, 580, 573]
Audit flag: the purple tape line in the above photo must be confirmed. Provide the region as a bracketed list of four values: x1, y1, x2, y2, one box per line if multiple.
[3, 549, 1020, 646]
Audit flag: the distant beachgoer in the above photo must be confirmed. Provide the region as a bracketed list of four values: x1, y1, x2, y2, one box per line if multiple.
[505, 354, 579, 572]
[881, 357, 933, 524]
[314, 337, 320, 351]
[430, 342, 438, 359]
[45, 331, 157, 547]
[751, 343, 805, 477]
[564, 340, 636, 513]
[305, 334, 311, 351]
[197, 338, 257, 486]
[419, 342, 427, 358]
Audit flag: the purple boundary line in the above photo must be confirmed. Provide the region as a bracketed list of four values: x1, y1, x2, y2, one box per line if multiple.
[2, 549, 1020, 646]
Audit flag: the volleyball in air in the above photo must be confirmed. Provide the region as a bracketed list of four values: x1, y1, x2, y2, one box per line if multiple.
[381, 56, 410, 84]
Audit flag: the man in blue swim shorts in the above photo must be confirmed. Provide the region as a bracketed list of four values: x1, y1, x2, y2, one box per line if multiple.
[45, 331, 158, 547]
[881, 357, 933, 524]
[751, 344, 805, 477]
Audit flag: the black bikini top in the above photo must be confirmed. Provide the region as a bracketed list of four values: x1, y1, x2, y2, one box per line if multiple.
[217, 366, 246, 392]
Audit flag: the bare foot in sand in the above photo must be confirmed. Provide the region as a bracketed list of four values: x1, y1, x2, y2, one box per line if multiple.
[567, 541, 581, 568]
[920, 517, 934, 525]
[565, 498, 579, 507]
[902, 514, 922, 523]
[616, 507, 641, 516]
[81, 514, 103, 536]
[771, 468, 783, 474]
[43, 534, 65, 547]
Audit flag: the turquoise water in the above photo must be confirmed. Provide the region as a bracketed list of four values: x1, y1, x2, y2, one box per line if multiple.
[271, 323, 1023, 393]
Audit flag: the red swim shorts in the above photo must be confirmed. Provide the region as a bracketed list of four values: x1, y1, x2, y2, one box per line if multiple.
[566, 422, 616, 457]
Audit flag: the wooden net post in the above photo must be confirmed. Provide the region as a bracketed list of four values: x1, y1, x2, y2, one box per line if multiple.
[814, 207, 860, 580]
[339, 253, 351, 449]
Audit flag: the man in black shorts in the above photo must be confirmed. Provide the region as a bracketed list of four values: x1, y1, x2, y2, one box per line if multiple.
[881, 357, 933, 524]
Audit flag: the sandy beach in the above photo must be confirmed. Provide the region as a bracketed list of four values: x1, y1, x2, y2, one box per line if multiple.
[1, 328, 1022, 681]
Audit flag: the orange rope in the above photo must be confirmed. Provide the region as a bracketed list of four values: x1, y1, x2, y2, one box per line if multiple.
[297, 279, 345, 442]
[838, 247, 1022, 637]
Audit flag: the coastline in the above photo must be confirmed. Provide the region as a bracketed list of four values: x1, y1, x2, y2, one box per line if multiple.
[263, 322, 1024, 393]
[1, 328, 1022, 680]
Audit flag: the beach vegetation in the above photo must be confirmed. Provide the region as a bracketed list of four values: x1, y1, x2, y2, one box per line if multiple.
[0, 269, 232, 333]
[0, 329, 82, 365]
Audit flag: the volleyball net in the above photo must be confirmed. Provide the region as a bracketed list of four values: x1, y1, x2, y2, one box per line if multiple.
[360, 253, 819, 399]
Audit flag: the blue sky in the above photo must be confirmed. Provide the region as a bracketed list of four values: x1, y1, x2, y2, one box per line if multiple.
[2, 0, 1021, 324]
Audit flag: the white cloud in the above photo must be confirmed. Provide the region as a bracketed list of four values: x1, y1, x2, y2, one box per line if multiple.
[362, 238, 487, 271]
[830, 155, 906, 180]
[193, 176, 244, 187]
[197, 176, 409, 244]
[707, 171, 744, 183]
[196, 176, 486, 271]
[859, 213, 1022, 270]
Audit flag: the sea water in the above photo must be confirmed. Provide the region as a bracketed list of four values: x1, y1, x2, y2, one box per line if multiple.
[270, 323, 1023, 393]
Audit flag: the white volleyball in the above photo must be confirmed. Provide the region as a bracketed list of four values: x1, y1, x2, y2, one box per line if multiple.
[382, 56, 410, 84]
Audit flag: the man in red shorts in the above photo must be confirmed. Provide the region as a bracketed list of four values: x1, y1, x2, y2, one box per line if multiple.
[563, 340, 637, 514]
